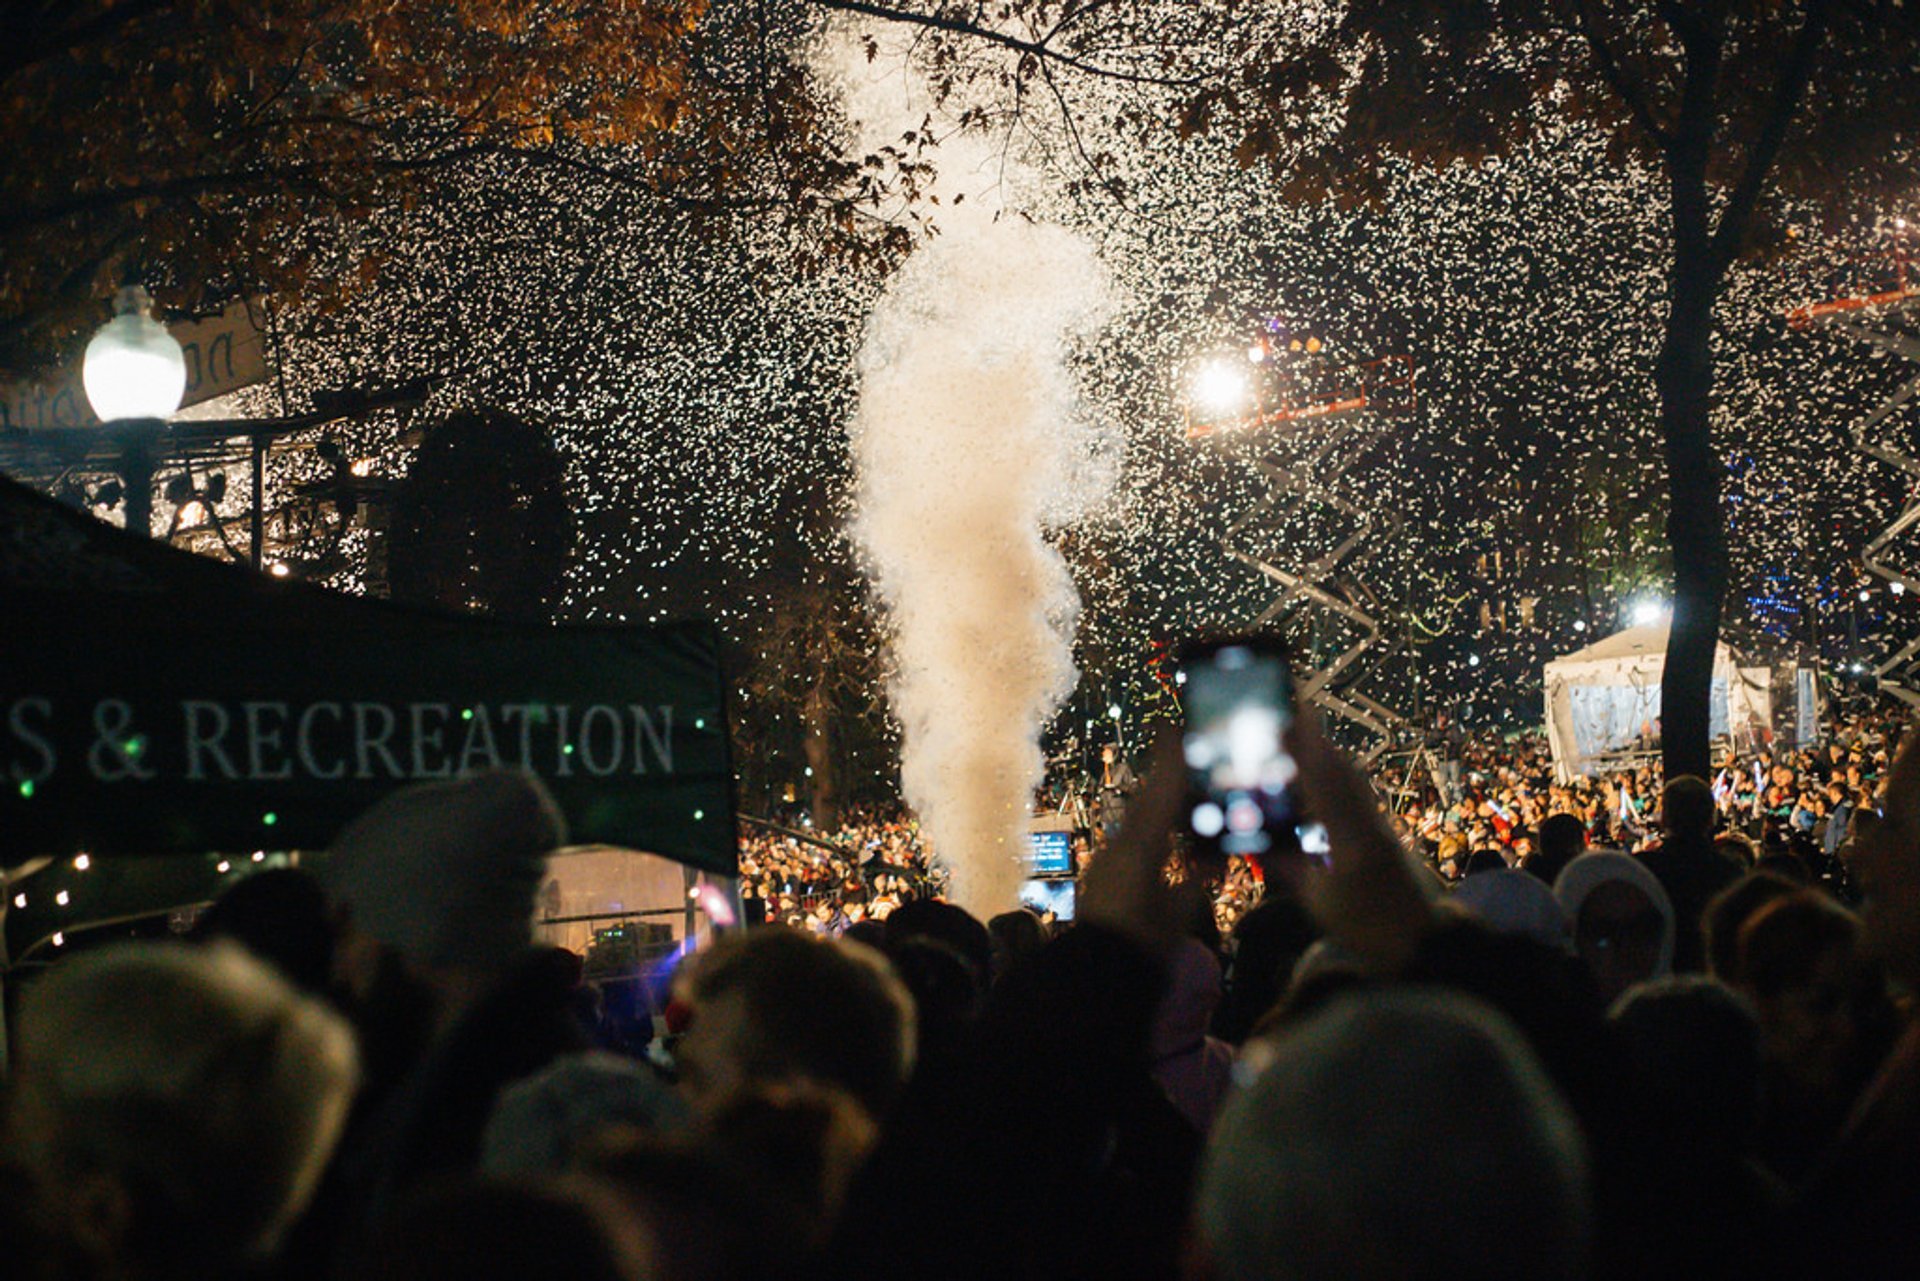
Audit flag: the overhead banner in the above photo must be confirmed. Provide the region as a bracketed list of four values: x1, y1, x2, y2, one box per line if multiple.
[0, 479, 737, 874]
[1, 300, 268, 432]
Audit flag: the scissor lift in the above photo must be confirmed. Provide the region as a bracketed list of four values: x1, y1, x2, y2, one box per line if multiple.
[1188, 346, 1418, 760]
[1787, 251, 1920, 704]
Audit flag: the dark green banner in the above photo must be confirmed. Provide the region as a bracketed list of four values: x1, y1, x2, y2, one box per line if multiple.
[0, 480, 736, 874]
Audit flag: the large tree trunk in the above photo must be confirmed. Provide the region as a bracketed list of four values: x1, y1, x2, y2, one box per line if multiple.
[803, 678, 840, 831]
[1658, 62, 1728, 784]
[1658, 248, 1724, 782]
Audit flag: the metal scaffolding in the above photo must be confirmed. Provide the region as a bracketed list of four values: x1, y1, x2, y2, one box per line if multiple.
[1788, 254, 1920, 704]
[1194, 350, 1418, 760]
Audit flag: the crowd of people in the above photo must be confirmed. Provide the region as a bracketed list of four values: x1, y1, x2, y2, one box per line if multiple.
[1392, 711, 1897, 886]
[736, 809, 948, 931]
[738, 714, 1897, 941]
[6, 706, 1920, 1281]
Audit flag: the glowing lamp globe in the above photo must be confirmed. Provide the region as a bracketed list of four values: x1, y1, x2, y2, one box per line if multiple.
[83, 287, 185, 424]
[1192, 361, 1250, 416]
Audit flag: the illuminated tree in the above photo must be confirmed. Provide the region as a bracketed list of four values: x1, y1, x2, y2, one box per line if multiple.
[839, 0, 1920, 778]
[0, 0, 926, 369]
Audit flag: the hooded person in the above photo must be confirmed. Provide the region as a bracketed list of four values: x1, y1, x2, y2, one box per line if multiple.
[310, 769, 588, 1255]
[1554, 851, 1676, 1006]
[1149, 938, 1236, 1134]
[1641, 775, 1744, 972]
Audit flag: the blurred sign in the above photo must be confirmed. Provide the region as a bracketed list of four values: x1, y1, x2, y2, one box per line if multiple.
[0, 477, 738, 875]
[1, 302, 267, 432]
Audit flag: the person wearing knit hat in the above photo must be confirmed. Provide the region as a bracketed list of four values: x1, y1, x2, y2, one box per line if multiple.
[1453, 868, 1571, 951]
[310, 770, 587, 1258]
[319, 768, 565, 980]
[1553, 851, 1676, 1005]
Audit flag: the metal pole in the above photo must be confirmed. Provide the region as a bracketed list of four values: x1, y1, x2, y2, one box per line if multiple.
[250, 433, 266, 570]
[118, 419, 162, 539]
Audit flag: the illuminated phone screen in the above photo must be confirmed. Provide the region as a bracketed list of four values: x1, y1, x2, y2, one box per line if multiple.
[1181, 644, 1299, 857]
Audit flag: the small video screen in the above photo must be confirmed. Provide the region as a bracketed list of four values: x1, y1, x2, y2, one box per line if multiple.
[1026, 830, 1074, 879]
[1018, 878, 1076, 923]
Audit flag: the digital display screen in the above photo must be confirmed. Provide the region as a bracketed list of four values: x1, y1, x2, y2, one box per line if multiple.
[1181, 643, 1299, 858]
[1019, 878, 1076, 922]
[1027, 830, 1074, 878]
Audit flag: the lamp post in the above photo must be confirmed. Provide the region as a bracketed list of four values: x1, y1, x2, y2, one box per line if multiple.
[82, 286, 186, 538]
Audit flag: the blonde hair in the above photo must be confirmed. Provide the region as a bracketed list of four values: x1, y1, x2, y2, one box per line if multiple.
[8, 941, 359, 1272]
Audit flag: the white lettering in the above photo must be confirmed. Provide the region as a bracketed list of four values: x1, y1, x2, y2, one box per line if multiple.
[554, 704, 574, 777]
[579, 705, 623, 777]
[500, 704, 542, 769]
[352, 703, 403, 780]
[183, 701, 240, 781]
[7, 697, 56, 782]
[457, 705, 503, 774]
[243, 702, 293, 781]
[409, 703, 451, 778]
[297, 703, 346, 780]
[632, 705, 674, 775]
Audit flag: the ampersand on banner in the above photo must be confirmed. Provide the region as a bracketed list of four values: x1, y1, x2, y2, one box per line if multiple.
[89, 700, 157, 781]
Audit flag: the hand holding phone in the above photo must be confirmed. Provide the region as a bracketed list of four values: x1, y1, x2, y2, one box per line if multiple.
[1177, 637, 1304, 861]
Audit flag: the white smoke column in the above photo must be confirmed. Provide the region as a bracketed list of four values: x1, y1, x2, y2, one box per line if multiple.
[833, 32, 1116, 917]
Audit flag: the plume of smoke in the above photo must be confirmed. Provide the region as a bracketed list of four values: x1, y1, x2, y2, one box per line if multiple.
[828, 27, 1117, 916]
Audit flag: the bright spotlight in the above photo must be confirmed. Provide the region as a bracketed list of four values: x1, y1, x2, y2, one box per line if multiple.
[1246, 344, 1266, 364]
[1191, 360, 1251, 417]
[1631, 599, 1668, 626]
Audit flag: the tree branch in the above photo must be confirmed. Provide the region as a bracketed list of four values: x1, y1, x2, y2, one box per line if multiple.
[0, 0, 177, 86]
[1708, 0, 1831, 270]
[1566, 0, 1672, 146]
[808, 0, 1203, 89]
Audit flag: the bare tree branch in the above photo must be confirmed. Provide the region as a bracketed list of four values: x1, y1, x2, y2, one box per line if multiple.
[808, 0, 1204, 89]
[1565, 0, 1673, 147]
[0, 0, 177, 85]
[1709, 0, 1831, 270]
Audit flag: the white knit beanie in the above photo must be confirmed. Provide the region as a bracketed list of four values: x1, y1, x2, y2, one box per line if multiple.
[318, 769, 565, 972]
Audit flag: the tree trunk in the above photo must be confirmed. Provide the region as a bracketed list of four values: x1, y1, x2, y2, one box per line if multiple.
[803, 678, 840, 831]
[1658, 269, 1723, 780]
[1658, 133, 1727, 783]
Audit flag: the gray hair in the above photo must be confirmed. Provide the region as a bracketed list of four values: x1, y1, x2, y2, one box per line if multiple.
[1199, 989, 1590, 1281]
[7, 941, 359, 1272]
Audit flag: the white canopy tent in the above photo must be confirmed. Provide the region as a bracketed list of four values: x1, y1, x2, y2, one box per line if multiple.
[1543, 624, 1773, 780]
[535, 845, 724, 958]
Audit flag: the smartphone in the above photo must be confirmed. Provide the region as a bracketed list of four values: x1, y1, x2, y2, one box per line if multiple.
[1178, 637, 1303, 860]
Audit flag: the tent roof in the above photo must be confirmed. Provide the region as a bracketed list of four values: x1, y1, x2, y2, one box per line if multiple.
[1553, 623, 1672, 666]
[1549, 622, 1770, 673]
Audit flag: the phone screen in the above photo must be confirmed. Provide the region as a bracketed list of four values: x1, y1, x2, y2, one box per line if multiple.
[1180, 641, 1300, 858]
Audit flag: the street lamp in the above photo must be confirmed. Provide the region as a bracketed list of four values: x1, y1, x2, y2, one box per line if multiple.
[82, 286, 185, 537]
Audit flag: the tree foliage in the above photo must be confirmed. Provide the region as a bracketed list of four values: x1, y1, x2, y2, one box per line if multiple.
[0, 0, 934, 370]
